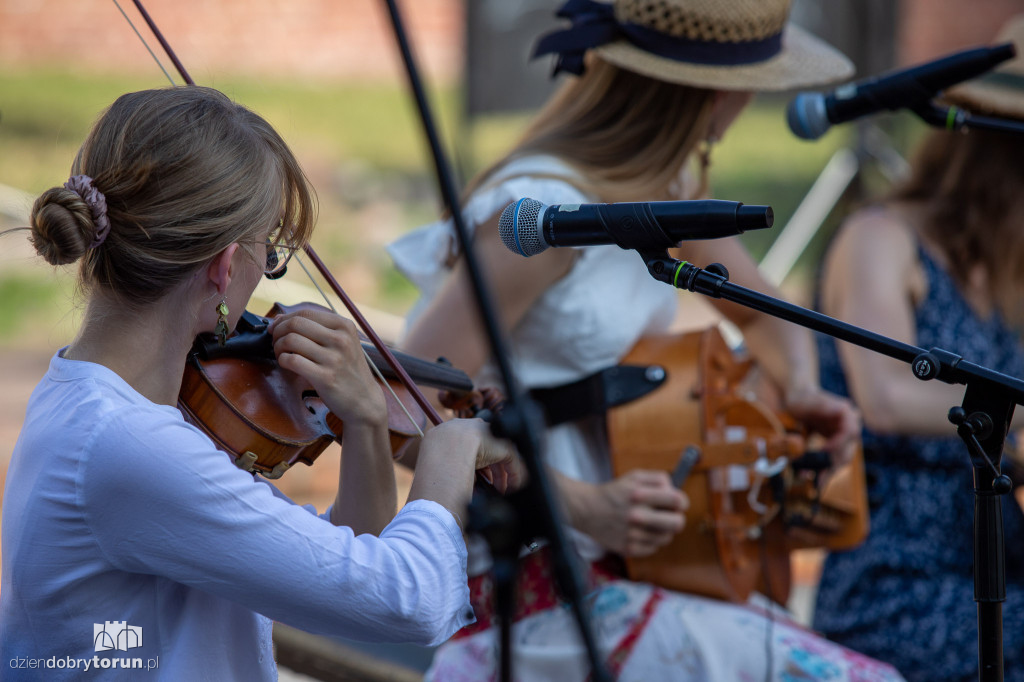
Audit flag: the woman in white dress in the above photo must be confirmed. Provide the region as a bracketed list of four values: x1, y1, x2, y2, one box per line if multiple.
[389, 0, 901, 679]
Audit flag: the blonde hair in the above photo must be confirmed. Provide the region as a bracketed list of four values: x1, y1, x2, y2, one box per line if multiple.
[467, 57, 716, 203]
[29, 86, 315, 306]
[890, 128, 1024, 328]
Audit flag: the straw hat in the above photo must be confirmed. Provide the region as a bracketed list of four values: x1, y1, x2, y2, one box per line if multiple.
[943, 15, 1024, 120]
[534, 0, 853, 91]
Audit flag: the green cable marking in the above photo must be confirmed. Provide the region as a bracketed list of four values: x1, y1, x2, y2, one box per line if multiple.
[946, 106, 958, 130]
[673, 261, 689, 288]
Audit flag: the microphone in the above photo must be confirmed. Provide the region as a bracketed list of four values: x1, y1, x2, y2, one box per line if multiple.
[498, 198, 773, 257]
[787, 43, 1016, 140]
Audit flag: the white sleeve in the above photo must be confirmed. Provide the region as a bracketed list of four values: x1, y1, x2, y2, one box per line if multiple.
[79, 408, 472, 646]
[387, 174, 592, 289]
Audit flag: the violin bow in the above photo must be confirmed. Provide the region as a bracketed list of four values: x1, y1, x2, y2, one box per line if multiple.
[114, 0, 445, 429]
[380, 2, 611, 680]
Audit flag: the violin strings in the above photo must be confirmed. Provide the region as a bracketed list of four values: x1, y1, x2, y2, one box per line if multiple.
[111, 0, 177, 86]
[294, 254, 337, 311]
[293, 254, 425, 438]
[365, 354, 426, 438]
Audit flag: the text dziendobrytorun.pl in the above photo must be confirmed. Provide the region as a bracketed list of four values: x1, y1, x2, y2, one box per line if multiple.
[9, 655, 159, 672]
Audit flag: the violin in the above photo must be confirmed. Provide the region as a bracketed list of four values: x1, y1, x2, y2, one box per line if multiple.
[178, 302, 479, 479]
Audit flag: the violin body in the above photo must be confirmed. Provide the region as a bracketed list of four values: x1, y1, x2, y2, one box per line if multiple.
[179, 302, 470, 479]
[607, 327, 868, 603]
[179, 345, 345, 479]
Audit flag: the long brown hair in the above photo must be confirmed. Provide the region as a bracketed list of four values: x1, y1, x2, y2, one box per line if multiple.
[29, 86, 315, 306]
[466, 57, 716, 204]
[890, 128, 1024, 326]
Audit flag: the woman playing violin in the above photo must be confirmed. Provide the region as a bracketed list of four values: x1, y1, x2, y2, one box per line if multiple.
[389, 0, 899, 679]
[0, 85, 520, 680]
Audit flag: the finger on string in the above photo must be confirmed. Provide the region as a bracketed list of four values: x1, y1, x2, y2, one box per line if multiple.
[273, 332, 338, 366]
[273, 314, 357, 349]
[277, 352, 323, 380]
[272, 322, 366, 368]
[483, 464, 509, 494]
[270, 314, 326, 345]
[273, 336, 374, 387]
[477, 467, 495, 485]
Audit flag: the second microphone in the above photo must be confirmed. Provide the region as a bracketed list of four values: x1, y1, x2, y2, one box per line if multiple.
[499, 198, 773, 257]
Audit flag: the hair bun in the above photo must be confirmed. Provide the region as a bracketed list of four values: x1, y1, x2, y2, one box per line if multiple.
[30, 186, 96, 265]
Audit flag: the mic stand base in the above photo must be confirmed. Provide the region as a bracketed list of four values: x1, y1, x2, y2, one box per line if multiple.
[466, 399, 612, 682]
[466, 489, 522, 682]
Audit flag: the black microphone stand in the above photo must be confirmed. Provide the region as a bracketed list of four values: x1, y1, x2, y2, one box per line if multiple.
[639, 252, 1019, 682]
[382, 3, 612, 681]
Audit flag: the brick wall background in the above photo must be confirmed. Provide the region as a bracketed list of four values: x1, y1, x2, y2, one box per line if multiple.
[2, 1, 1021, 86]
[0, 0, 463, 83]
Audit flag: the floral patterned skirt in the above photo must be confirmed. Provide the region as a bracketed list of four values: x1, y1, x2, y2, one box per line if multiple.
[428, 571, 904, 682]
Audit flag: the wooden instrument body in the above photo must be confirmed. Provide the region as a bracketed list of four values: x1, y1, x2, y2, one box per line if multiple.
[607, 327, 868, 603]
[178, 302, 466, 479]
[179, 352, 422, 478]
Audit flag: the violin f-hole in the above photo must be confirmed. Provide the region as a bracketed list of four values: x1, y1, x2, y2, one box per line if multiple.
[301, 390, 322, 415]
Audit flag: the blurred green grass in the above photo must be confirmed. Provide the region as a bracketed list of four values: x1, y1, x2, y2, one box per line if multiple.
[1, 69, 865, 345]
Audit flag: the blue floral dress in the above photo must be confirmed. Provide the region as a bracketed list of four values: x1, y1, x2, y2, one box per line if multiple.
[814, 243, 1024, 682]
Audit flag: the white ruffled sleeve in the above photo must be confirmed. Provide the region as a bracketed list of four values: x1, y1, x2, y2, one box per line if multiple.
[387, 167, 591, 327]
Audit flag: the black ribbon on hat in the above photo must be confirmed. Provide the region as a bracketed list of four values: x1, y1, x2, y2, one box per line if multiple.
[533, 0, 783, 77]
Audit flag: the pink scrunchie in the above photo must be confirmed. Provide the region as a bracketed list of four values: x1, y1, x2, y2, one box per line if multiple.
[63, 174, 111, 248]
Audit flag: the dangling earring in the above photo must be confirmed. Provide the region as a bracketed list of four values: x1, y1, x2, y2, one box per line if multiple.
[697, 133, 717, 199]
[214, 299, 230, 347]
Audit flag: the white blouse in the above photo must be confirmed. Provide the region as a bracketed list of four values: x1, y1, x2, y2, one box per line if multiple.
[389, 155, 677, 560]
[1, 352, 472, 681]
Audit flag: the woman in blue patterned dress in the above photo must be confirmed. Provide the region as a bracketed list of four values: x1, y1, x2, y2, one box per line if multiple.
[812, 16, 1024, 682]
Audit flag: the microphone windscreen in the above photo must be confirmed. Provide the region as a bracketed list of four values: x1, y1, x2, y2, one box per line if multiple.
[786, 93, 829, 140]
[498, 198, 546, 257]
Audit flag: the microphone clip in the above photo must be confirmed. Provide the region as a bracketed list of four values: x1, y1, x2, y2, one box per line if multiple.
[639, 251, 731, 298]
